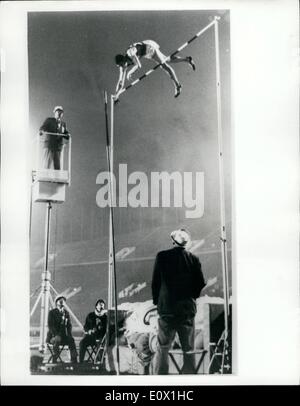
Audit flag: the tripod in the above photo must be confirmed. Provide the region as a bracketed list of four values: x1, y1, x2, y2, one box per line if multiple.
[30, 201, 83, 353]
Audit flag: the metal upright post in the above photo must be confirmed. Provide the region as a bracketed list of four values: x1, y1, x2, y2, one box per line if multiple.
[38, 201, 52, 352]
[214, 15, 230, 326]
[68, 136, 72, 185]
[213, 16, 231, 372]
[108, 94, 114, 311]
[104, 92, 120, 375]
[110, 95, 120, 375]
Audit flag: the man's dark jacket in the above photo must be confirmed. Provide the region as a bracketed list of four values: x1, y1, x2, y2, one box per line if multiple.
[47, 308, 73, 341]
[152, 246, 206, 317]
[84, 312, 107, 339]
[39, 117, 69, 151]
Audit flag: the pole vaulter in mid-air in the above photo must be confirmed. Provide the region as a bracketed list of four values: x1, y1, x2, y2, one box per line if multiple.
[114, 39, 195, 100]
[113, 18, 216, 102]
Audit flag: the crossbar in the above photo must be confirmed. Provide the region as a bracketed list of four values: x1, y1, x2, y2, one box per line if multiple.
[116, 17, 219, 98]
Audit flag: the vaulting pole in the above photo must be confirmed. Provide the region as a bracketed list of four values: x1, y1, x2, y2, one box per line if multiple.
[214, 16, 230, 366]
[103, 91, 120, 375]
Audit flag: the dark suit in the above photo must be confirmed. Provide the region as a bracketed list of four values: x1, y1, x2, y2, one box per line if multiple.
[46, 307, 77, 362]
[39, 117, 69, 169]
[79, 311, 107, 363]
[151, 246, 205, 374]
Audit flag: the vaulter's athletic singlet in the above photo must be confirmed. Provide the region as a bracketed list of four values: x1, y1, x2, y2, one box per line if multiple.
[127, 40, 160, 60]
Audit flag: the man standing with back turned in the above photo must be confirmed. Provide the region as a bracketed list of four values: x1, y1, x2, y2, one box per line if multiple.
[151, 229, 206, 374]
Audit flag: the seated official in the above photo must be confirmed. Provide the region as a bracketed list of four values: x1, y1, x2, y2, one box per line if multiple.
[46, 295, 78, 363]
[79, 299, 107, 363]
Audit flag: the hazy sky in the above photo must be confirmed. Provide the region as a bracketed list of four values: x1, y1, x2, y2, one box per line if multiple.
[28, 9, 231, 249]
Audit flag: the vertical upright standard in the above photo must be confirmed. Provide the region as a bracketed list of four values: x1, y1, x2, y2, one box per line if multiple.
[208, 16, 231, 373]
[104, 91, 120, 375]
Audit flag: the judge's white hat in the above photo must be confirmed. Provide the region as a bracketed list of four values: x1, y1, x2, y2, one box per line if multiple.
[55, 295, 66, 303]
[170, 229, 191, 246]
[53, 105, 64, 113]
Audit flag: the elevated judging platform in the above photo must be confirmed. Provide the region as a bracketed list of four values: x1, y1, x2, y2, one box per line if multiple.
[32, 180, 66, 203]
[33, 169, 69, 184]
[31, 134, 71, 203]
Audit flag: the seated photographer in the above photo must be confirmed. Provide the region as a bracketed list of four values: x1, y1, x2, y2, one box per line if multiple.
[79, 299, 107, 363]
[123, 303, 159, 374]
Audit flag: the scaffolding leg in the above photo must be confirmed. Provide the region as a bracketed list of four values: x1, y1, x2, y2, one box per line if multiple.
[208, 329, 231, 374]
[30, 290, 42, 318]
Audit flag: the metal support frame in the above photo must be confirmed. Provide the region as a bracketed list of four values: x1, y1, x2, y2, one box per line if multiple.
[30, 202, 83, 352]
[30, 129, 81, 355]
[39, 201, 52, 352]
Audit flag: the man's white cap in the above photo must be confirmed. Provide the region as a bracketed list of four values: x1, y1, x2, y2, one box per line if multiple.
[170, 228, 191, 246]
[55, 294, 66, 303]
[53, 105, 64, 113]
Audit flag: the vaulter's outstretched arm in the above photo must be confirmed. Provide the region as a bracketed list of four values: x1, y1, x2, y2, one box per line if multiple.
[115, 66, 126, 94]
[126, 54, 141, 80]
